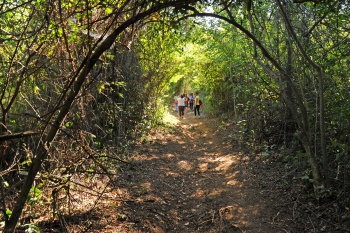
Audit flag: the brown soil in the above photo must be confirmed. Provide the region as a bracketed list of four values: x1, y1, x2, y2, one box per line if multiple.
[37, 108, 349, 233]
[93, 109, 292, 233]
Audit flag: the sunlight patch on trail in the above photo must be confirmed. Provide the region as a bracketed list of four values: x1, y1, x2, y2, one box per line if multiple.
[162, 110, 179, 125]
[177, 160, 193, 171]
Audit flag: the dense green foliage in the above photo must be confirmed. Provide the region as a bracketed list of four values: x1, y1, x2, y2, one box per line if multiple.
[1, 0, 350, 231]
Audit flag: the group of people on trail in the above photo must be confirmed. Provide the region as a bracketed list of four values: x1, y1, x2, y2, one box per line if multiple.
[174, 92, 202, 119]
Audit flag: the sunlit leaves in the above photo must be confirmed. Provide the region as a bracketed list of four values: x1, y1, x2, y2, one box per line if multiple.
[62, 0, 74, 9]
[105, 7, 113, 14]
[27, 186, 42, 206]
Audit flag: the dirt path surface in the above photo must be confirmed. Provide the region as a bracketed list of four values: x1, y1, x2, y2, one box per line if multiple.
[33, 109, 350, 233]
[100, 109, 288, 233]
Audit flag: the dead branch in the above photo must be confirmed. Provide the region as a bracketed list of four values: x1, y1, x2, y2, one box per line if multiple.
[0, 131, 40, 142]
[0, 152, 19, 176]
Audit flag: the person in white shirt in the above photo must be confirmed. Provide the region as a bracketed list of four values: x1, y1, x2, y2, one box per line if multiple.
[178, 94, 185, 119]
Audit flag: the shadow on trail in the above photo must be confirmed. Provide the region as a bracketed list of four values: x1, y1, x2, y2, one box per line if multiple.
[110, 109, 279, 233]
[37, 109, 281, 233]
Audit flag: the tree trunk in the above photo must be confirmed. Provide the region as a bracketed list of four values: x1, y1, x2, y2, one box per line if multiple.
[207, 3, 325, 196]
[275, 0, 327, 192]
[318, 69, 328, 186]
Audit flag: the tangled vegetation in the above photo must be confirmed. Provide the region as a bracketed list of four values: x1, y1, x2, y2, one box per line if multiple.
[0, 0, 350, 232]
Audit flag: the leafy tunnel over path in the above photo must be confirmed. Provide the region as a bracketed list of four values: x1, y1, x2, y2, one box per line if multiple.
[1, 0, 350, 231]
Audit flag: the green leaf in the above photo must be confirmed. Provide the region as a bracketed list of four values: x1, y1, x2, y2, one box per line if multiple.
[105, 7, 113, 14]
[6, 209, 12, 218]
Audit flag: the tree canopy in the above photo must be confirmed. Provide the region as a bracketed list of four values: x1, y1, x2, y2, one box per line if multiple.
[1, 0, 350, 232]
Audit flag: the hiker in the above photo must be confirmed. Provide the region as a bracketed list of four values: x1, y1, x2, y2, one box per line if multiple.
[194, 92, 200, 117]
[185, 94, 189, 108]
[178, 95, 185, 119]
[174, 94, 179, 112]
[189, 93, 194, 110]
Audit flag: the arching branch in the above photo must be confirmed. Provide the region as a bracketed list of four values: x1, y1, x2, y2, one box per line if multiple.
[4, 1, 199, 232]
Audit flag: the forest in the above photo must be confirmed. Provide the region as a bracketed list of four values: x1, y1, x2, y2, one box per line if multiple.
[0, 0, 350, 232]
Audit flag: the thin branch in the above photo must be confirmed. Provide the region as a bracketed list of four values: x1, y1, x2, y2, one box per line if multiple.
[0, 151, 19, 176]
[303, 1, 338, 37]
[0, 131, 40, 142]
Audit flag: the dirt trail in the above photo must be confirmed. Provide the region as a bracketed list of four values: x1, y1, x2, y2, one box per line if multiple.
[97, 109, 287, 232]
[23, 107, 349, 233]
[37, 108, 348, 233]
